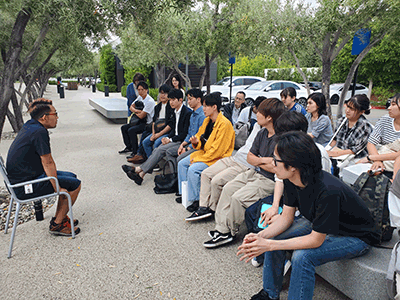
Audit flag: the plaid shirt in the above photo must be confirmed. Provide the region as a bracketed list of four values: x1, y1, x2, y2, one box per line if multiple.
[334, 115, 373, 158]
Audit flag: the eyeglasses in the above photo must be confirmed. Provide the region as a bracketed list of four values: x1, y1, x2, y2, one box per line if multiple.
[273, 155, 286, 166]
[46, 112, 58, 116]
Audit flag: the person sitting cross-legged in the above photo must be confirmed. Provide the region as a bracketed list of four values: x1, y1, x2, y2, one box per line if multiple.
[122, 89, 192, 185]
[128, 84, 174, 164]
[237, 131, 379, 300]
[203, 98, 286, 248]
[185, 97, 267, 222]
[178, 92, 235, 212]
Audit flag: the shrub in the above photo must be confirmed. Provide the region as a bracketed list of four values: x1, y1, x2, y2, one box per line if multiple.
[121, 85, 127, 97]
[120, 86, 159, 102]
[370, 86, 400, 106]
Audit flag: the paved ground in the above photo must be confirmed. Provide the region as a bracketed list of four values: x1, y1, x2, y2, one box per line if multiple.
[0, 86, 388, 299]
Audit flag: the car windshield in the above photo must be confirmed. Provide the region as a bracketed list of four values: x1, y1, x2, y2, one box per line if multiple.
[214, 78, 231, 86]
[246, 81, 272, 91]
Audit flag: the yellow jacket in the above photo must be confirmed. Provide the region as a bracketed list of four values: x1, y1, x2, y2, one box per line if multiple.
[190, 112, 235, 166]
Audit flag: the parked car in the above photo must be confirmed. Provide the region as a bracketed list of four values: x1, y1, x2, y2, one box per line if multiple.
[315, 83, 369, 104]
[300, 81, 322, 91]
[243, 80, 309, 103]
[202, 76, 265, 102]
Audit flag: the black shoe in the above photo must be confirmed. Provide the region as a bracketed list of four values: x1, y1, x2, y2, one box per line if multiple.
[153, 164, 161, 172]
[186, 201, 199, 212]
[175, 192, 181, 197]
[126, 152, 136, 159]
[185, 207, 214, 221]
[127, 171, 143, 185]
[208, 230, 218, 238]
[203, 231, 235, 248]
[119, 147, 131, 154]
[175, 197, 182, 203]
[250, 289, 277, 300]
[122, 164, 134, 174]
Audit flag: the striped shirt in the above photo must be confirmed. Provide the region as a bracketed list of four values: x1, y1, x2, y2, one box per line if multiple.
[368, 115, 400, 146]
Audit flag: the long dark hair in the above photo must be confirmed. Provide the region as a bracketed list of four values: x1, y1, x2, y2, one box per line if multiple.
[308, 92, 327, 117]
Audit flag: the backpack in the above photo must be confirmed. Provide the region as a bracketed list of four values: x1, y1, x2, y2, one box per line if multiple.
[387, 241, 400, 299]
[234, 106, 253, 150]
[352, 172, 395, 244]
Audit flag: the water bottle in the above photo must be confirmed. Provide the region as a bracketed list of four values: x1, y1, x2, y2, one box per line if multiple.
[34, 200, 44, 221]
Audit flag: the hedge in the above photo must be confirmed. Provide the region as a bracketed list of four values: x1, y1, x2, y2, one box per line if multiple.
[120, 85, 159, 102]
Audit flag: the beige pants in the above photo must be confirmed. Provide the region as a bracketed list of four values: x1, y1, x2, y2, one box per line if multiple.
[199, 156, 249, 211]
[215, 169, 275, 236]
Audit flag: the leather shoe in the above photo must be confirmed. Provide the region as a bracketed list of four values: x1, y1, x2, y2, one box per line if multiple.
[127, 171, 143, 185]
[127, 154, 146, 164]
[122, 164, 134, 174]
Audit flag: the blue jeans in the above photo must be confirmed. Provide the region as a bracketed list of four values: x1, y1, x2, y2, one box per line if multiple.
[262, 216, 371, 300]
[177, 155, 208, 203]
[142, 134, 168, 159]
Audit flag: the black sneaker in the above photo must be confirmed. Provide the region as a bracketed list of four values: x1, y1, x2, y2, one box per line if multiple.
[186, 201, 199, 212]
[119, 147, 131, 154]
[203, 231, 234, 248]
[122, 164, 134, 174]
[250, 289, 278, 300]
[208, 230, 218, 238]
[185, 207, 214, 221]
[175, 197, 182, 203]
[153, 164, 161, 172]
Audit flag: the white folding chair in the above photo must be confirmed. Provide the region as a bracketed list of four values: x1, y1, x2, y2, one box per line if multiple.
[0, 155, 75, 258]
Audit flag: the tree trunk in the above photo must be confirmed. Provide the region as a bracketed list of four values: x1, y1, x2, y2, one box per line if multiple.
[154, 64, 165, 88]
[10, 91, 24, 130]
[6, 108, 19, 133]
[368, 79, 373, 100]
[199, 67, 207, 90]
[0, 8, 32, 140]
[172, 64, 192, 90]
[336, 35, 385, 119]
[321, 57, 332, 119]
[288, 47, 311, 95]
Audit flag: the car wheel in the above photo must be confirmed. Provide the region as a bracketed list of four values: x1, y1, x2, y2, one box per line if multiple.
[297, 97, 307, 109]
[330, 94, 339, 105]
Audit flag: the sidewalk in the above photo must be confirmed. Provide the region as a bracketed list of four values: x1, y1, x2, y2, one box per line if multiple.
[0, 85, 363, 299]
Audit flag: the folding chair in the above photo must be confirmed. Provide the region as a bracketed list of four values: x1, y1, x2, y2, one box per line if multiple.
[0, 155, 75, 258]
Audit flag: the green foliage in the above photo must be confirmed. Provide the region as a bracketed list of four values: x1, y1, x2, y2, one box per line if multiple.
[232, 55, 274, 77]
[120, 86, 159, 102]
[121, 85, 127, 97]
[217, 59, 230, 81]
[371, 86, 400, 106]
[124, 67, 152, 86]
[99, 44, 116, 86]
[97, 83, 117, 93]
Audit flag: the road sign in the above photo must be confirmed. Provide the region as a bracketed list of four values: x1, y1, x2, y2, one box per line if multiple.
[352, 29, 371, 55]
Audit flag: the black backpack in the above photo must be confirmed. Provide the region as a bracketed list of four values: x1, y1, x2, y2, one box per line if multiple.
[352, 172, 395, 244]
[153, 160, 178, 194]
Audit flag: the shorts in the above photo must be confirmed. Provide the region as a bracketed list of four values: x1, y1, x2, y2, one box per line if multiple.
[15, 170, 81, 200]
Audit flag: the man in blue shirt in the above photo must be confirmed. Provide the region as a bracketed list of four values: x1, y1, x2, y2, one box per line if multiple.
[126, 73, 145, 117]
[6, 99, 81, 236]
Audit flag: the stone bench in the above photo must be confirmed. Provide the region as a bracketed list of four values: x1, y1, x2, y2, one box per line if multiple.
[88, 98, 127, 122]
[315, 233, 399, 300]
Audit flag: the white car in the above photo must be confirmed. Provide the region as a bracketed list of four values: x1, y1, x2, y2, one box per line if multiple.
[243, 80, 309, 102]
[315, 83, 369, 104]
[202, 76, 265, 102]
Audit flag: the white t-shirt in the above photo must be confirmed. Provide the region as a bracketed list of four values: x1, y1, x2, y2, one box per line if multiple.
[237, 106, 257, 124]
[134, 94, 156, 124]
[233, 123, 261, 168]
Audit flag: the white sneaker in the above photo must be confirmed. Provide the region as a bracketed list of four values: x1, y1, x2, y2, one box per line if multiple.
[251, 257, 262, 268]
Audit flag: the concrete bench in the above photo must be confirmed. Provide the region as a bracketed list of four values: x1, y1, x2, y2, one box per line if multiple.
[315, 233, 399, 300]
[89, 98, 127, 122]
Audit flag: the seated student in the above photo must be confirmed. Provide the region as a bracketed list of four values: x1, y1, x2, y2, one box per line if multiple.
[122, 89, 192, 185]
[223, 91, 247, 125]
[327, 94, 373, 159]
[203, 98, 286, 248]
[280, 87, 307, 115]
[357, 93, 400, 175]
[237, 131, 379, 300]
[236, 96, 266, 129]
[131, 84, 174, 163]
[306, 92, 333, 147]
[165, 89, 206, 174]
[244, 111, 331, 268]
[178, 92, 235, 212]
[125, 73, 145, 117]
[120, 81, 156, 157]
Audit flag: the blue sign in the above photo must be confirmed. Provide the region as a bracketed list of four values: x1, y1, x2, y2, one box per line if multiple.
[229, 56, 236, 64]
[352, 29, 371, 55]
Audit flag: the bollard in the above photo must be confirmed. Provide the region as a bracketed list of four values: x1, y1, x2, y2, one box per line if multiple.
[60, 86, 65, 98]
[92, 84, 96, 93]
[105, 85, 109, 97]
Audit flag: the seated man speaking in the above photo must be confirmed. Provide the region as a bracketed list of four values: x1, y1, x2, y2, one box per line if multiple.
[6, 99, 81, 236]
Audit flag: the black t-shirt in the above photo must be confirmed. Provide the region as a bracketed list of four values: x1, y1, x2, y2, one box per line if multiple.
[283, 170, 380, 245]
[249, 127, 276, 181]
[6, 119, 51, 184]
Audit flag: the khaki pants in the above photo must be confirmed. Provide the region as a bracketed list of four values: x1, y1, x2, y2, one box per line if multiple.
[199, 156, 249, 211]
[215, 169, 275, 236]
